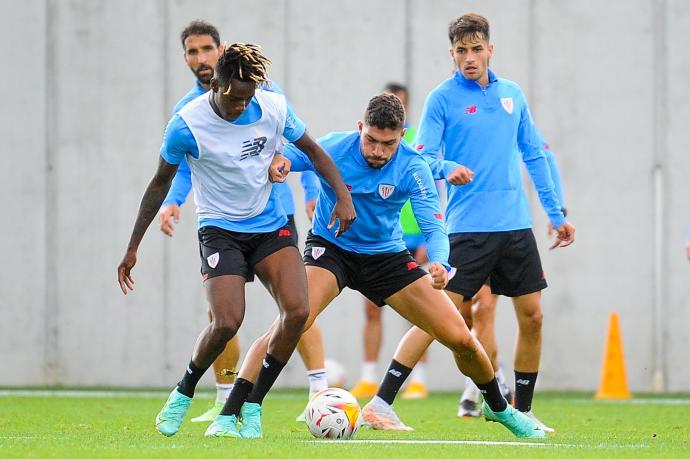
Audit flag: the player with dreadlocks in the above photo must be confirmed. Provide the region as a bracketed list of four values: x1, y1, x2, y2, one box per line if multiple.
[116, 43, 356, 438]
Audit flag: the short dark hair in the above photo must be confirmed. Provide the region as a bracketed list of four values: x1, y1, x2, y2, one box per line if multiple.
[180, 20, 220, 50]
[383, 82, 408, 96]
[448, 13, 490, 44]
[216, 42, 271, 92]
[364, 93, 405, 131]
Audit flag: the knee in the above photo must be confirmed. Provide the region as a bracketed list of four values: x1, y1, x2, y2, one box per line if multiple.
[519, 309, 543, 336]
[442, 329, 476, 355]
[211, 320, 240, 343]
[282, 304, 309, 331]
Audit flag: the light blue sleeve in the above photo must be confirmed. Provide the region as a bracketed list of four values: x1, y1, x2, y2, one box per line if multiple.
[406, 162, 450, 269]
[283, 143, 316, 172]
[159, 115, 199, 165]
[301, 171, 321, 202]
[517, 95, 565, 228]
[415, 90, 446, 162]
[544, 148, 565, 209]
[422, 156, 462, 180]
[162, 156, 192, 207]
[283, 103, 306, 142]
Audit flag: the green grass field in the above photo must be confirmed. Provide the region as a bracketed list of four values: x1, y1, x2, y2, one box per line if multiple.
[1, 389, 688, 458]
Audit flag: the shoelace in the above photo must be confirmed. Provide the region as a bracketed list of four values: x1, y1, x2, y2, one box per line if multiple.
[165, 397, 190, 416]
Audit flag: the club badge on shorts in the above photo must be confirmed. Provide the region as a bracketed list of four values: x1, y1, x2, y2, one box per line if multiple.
[378, 184, 395, 199]
[500, 97, 514, 114]
[207, 252, 220, 269]
[312, 247, 325, 260]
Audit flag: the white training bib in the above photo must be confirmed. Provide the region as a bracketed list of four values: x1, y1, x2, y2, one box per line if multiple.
[178, 89, 287, 221]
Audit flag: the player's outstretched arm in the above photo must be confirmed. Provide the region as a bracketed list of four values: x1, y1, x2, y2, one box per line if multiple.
[293, 133, 355, 236]
[158, 157, 193, 237]
[117, 157, 178, 294]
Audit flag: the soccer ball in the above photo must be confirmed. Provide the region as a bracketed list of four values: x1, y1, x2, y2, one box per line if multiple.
[305, 388, 361, 439]
[324, 358, 346, 388]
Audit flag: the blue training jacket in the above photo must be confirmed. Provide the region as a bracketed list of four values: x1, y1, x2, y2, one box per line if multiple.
[416, 69, 565, 233]
[284, 131, 452, 268]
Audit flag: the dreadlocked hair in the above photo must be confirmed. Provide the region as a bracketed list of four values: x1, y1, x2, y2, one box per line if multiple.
[216, 42, 272, 95]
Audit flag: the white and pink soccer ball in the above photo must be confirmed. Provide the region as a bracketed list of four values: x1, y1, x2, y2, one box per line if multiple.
[305, 388, 362, 439]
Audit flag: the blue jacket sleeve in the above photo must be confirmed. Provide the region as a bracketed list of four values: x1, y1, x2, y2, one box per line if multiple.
[415, 90, 446, 162]
[422, 156, 462, 180]
[162, 156, 192, 206]
[406, 161, 450, 269]
[517, 96, 566, 228]
[283, 144, 316, 172]
[301, 171, 321, 202]
[544, 148, 565, 209]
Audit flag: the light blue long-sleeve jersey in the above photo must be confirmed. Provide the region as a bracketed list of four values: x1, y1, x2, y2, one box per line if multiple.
[416, 69, 566, 233]
[542, 141, 565, 208]
[284, 131, 450, 268]
[161, 80, 316, 215]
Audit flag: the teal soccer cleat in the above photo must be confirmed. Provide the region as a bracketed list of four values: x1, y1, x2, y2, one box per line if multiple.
[482, 402, 546, 438]
[239, 402, 263, 438]
[155, 388, 192, 437]
[204, 414, 242, 438]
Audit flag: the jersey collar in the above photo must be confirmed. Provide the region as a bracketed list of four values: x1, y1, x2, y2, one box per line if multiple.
[453, 68, 498, 89]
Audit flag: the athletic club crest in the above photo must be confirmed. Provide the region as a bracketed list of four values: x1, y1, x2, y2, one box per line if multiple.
[378, 184, 395, 199]
[500, 97, 514, 114]
[207, 252, 220, 269]
[312, 246, 325, 260]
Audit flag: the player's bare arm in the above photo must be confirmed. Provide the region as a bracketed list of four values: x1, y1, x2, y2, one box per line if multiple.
[117, 157, 179, 294]
[293, 133, 356, 236]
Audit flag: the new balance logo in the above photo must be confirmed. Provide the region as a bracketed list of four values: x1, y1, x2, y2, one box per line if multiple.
[465, 105, 478, 114]
[262, 359, 270, 369]
[186, 366, 193, 375]
[388, 369, 402, 378]
[240, 136, 267, 160]
[516, 379, 531, 385]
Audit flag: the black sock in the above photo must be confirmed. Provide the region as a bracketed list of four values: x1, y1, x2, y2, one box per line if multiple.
[476, 378, 508, 413]
[176, 360, 207, 398]
[375, 359, 413, 405]
[245, 354, 286, 406]
[514, 371, 538, 412]
[220, 378, 254, 416]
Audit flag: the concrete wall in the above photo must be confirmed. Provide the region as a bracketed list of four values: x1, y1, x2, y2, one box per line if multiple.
[1, 0, 689, 392]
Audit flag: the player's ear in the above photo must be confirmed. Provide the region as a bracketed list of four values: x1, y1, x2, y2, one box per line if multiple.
[210, 77, 219, 93]
[357, 120, 364, 133]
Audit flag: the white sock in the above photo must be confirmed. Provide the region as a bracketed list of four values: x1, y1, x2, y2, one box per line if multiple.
[362, 361, 377, 382]
[409, 362, 427, 385]
[307, 368, 328, 396]
[461, 376, 480, 402]
[215, 383, 233, 404]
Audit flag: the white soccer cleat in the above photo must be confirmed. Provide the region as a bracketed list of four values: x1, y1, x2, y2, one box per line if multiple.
[457, 377, 482, 418]
[524, 411, 555, 433]
[362, 400, 414, 431]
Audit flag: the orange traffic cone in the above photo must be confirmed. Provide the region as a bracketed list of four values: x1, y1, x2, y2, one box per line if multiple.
[595, 312, 631, 399]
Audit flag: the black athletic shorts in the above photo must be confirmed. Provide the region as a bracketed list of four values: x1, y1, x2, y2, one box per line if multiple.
[446, 229, 546, 298]
[197, 215, 299, 281]
[303, 232, 428, 306]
